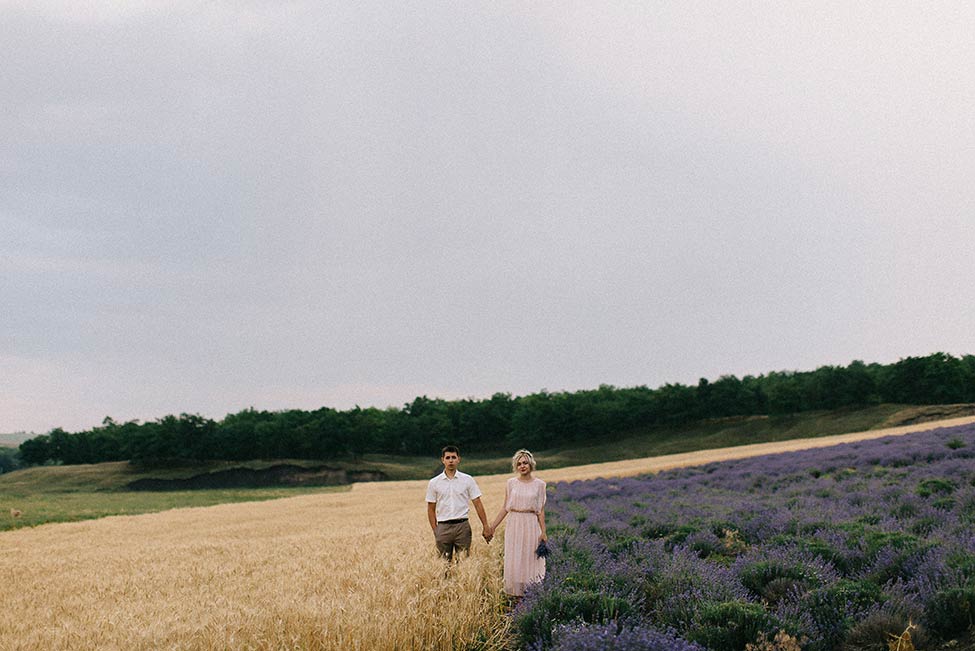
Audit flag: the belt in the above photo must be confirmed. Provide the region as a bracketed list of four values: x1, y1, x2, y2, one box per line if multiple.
[438, 518, 469, 525]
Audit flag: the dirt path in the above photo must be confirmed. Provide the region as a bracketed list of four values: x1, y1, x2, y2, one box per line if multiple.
[536, 414, 975, 483]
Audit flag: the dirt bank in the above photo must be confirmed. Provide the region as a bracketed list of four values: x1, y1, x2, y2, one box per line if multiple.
[127, 464, 387, 490]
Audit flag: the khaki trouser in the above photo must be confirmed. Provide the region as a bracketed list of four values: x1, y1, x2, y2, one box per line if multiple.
[435, 519, 472, 560]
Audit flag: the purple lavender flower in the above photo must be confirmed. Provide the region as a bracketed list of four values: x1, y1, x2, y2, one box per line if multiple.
[549, 622, 704, 651]
[519, 423, 975, 650]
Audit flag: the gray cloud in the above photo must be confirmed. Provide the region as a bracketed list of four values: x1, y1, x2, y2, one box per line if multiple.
[3, 1, 974, 432]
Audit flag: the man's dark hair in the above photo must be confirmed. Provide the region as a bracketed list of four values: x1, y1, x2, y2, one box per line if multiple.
[441, 445, 460, 457]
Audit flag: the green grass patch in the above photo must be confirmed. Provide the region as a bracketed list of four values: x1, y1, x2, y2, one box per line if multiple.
[0, 459, 354, 531]
[1, 481, 348, 531]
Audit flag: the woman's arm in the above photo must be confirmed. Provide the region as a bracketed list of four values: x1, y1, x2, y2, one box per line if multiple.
[537, 479, 547, 541]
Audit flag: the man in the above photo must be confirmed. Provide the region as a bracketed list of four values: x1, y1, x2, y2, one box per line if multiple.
[425, 445, 492, 560]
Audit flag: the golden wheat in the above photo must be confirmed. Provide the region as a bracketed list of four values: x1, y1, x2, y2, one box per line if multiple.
[3, 416, 971, 650]
[0, 480, 509, 651]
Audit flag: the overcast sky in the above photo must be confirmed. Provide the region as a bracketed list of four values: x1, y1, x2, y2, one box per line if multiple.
[3, 1, 974, 434]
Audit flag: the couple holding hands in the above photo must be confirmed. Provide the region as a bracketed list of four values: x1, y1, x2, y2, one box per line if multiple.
[425, 445, 547, 598]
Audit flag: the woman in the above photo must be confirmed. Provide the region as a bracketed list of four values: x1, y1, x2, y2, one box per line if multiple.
[489, 449, 548, 599]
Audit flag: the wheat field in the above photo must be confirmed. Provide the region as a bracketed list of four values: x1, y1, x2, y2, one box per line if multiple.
[3, 416, 973, 651]
[0, 479, 510, 651]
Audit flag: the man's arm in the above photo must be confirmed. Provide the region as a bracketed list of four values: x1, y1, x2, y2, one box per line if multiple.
[471, 496, 489, 532]
[427, 502, 438, 533]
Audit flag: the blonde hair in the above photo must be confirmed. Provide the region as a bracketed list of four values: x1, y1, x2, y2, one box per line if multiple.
[511, 449, 536, 472]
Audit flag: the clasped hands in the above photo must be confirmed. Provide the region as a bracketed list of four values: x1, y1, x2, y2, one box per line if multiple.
[482, 526, 494, 543]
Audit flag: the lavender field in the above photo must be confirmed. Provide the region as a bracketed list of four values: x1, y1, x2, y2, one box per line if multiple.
[516, 424, 975, 651]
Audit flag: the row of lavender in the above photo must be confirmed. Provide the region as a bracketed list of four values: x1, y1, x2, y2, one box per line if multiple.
[515, 424, 975, 651]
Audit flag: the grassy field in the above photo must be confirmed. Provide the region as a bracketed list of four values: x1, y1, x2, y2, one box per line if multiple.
[3, 403, 973, 532]
[0, 460, 351, 531]
[3, 415, 974, 651]
[0, 483, 351, 530]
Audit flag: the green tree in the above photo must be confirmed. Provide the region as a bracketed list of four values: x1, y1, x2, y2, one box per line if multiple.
[456, 393, 516, 452]
[0, 447, 20, 473]
[879, 353, 968, 404]
[18, 434, 51, 465]
[764, 372, 804, 414]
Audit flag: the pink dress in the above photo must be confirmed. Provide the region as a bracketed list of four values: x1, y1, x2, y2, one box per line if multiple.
[503, 476, 547, 596]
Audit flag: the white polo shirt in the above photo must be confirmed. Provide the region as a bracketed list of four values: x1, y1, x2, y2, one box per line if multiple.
[425, 470, 482, 522]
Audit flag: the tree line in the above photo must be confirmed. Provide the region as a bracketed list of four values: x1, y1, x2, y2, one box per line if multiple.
[17, 352, 975, 468]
